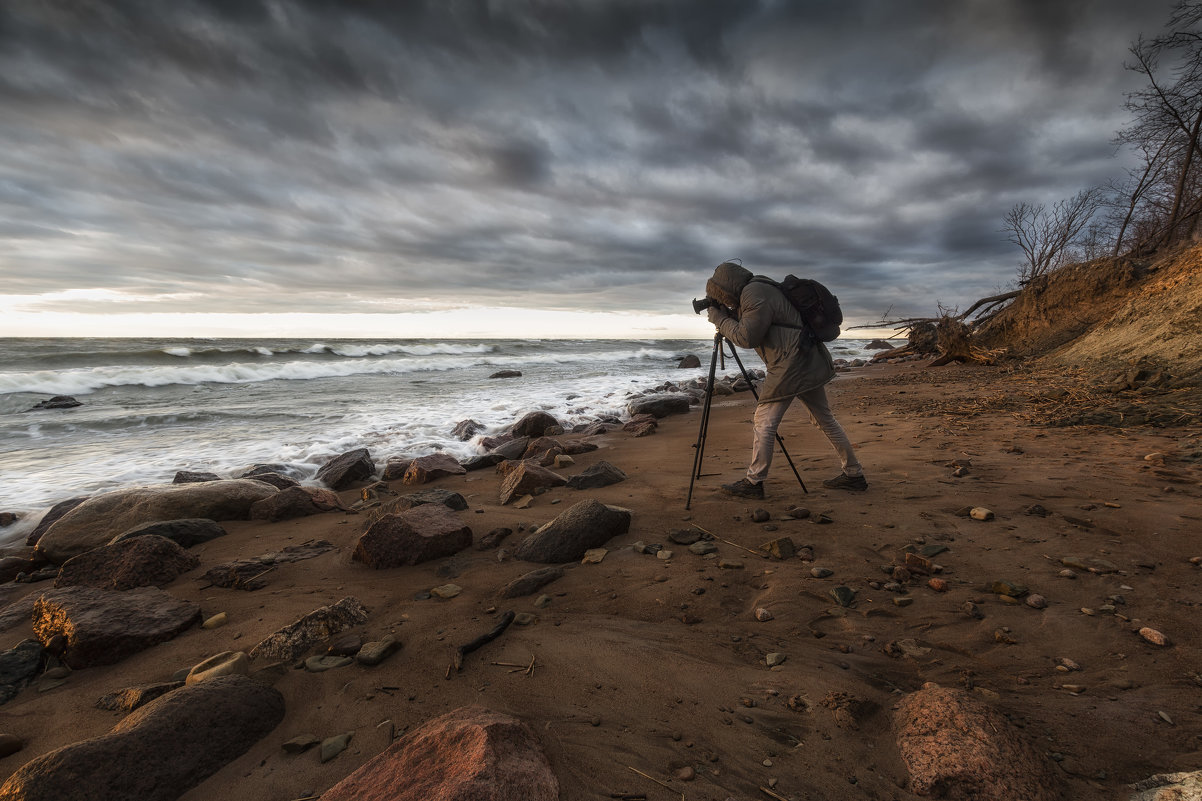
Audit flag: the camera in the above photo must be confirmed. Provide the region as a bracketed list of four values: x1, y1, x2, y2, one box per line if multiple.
[692, 297, 718, 315]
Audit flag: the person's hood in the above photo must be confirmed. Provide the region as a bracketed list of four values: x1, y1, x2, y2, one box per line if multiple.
[706, 261, 752, 310]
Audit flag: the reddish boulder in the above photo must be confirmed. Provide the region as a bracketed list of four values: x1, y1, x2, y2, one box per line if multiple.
[315, 447, 376, 490]
[893, 683, 1061, 801]
[54, 535, 199, 591]
[498, 463, 567, 505]
[32, 586, 201, 669]
[321, 706, 558, 801]
[0, 675, 283, 801]
[402, 453, 467, 485]
[249, 485, 345, 522]
[354, 505, 472, 569]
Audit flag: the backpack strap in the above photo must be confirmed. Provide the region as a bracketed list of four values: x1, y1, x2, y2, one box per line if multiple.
[747, 277, 818, 341]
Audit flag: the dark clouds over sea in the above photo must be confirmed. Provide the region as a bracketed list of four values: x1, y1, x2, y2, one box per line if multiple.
[0, 0, 1177, 327]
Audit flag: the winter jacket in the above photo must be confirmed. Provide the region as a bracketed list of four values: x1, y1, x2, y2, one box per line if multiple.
[706, 261, 836, 403]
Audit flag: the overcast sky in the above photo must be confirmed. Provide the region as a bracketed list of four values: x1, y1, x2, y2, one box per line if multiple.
[0, 0, 1179, 338]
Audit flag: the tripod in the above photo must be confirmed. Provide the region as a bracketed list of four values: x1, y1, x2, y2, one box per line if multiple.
[685, 333, 807, 509]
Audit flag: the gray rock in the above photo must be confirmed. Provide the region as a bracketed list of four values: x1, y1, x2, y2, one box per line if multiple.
[304, 655, 354, 673]
[356, 637, 402, 667]
[35, 480, 277, 565]
[688, 541, 718, 556]
[0, 675, 284, 801]
[109, 518, 228, 549]
[668, 529, 701, 545]
[565, 461, 628, 490]
[32, 587, 201, 669]
[0, 640, 44, 705]
[460, 453, 506, 472]
[451, 419, 484, 441]
[172, 471, 219, 484]
[499, 566, 565, 599]
[487, 437, 532, 461]
[249, 597, 369, 662]
[29, 396, 82, 410]
[315, 447, 376, 490]
[513, 499, 631, 564]
[626, 393, 693, 418]
[320, 732, 354, 763]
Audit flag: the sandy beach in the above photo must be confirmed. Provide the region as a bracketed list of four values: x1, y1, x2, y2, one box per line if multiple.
[0, 356, 1197, 800]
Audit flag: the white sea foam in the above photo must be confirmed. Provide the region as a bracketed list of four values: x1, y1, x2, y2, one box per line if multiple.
[162, 347, 192, 357]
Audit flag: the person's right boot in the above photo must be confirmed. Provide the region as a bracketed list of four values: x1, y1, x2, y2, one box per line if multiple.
[721, 478, 765, 499]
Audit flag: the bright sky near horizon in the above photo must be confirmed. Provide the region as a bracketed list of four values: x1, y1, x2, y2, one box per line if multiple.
[0, 0, 1177, 339]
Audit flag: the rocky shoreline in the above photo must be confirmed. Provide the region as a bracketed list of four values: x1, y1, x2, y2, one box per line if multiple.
[0, 359, 1197, 800]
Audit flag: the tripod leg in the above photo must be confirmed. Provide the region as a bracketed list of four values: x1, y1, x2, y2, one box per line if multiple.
[686, 334, 722, 510]
[725, 344, 809, 494]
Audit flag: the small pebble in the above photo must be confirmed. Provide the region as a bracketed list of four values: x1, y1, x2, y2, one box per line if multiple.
[810, 567, 834, 578]
[1026, 594, 1048, 609]
[674, 766, 695, 782]
[969, 507, 994, 521]
[1139, 627, 1170, 646]
[765, 652, 786, 667]
[754, 607, 774, 622]
[927, 578, 947, 592]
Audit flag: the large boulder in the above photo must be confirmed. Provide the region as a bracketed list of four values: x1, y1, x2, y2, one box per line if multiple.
[321, 706, 558, 801]
[353, 505, 472, 569]
[387, 489, 469, 513]
[35, 480, 277, 565]
[510, 411, 561, 438]
[108, 518, 227, 549]
[25, 497, 86, 547]
[315, 448, 376, 490]
[54, 535, 199, 591]
[0, 675, 284, 801]
[498, 463, 567, 506]
[565, 461, 627, 490]
[893, 683, 1061, 801]
[32, 586, 201, 669]
[512, 500, 631, 563]
[248, 597, 368, 662]
[248, 485, 345, 522]
[402, 453, 467, 485]
[626, 393, 692, 418]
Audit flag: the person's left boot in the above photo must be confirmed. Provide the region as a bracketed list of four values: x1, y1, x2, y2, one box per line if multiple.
[721, 478, 764, 499]
[823, 472, 868, 492]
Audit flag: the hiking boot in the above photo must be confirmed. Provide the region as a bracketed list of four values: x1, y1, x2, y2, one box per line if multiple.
[721, 478, 764, 499]
[823, 472, 868, 492]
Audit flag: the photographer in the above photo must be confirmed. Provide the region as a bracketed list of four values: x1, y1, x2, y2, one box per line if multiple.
[704, 261, 866, 498]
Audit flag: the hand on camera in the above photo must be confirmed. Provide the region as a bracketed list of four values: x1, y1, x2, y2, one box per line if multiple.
[706, 305, 728, 326]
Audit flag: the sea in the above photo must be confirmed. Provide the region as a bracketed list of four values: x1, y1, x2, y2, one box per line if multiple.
[0, 337, 880, 542]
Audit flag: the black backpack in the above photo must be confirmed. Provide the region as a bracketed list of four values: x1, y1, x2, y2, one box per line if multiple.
[751, 275, 843, 342]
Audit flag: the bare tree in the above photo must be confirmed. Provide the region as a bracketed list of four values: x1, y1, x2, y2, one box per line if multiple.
[1119, 2, 1202, 250]
[1002, 189, 1104, 283]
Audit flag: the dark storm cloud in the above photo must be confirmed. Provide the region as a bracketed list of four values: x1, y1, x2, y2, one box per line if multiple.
[0, 0, 1179, 326]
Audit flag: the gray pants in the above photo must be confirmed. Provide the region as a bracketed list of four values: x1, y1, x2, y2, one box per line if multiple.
[747, 385, 863, 483]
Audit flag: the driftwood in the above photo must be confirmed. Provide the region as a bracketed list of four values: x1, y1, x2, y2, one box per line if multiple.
[451, 610, 516, 672]
[853, 289, 1018, 367]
